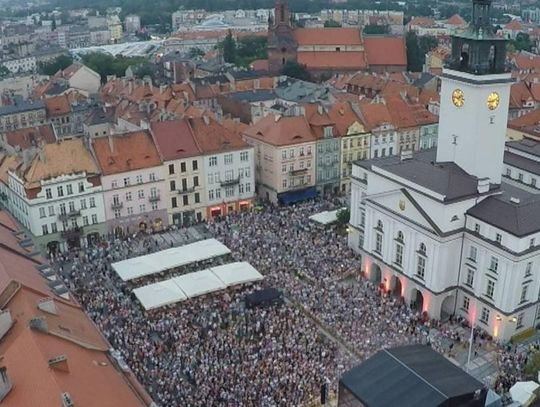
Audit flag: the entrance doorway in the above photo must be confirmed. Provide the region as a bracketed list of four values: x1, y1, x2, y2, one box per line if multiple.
[390, 275, 402, 297]
[411, 288, 424, 312]
[441, 295, 456, 321]
[370, 264, 382, 284]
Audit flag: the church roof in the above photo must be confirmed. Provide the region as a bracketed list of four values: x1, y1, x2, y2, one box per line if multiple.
[293, 28, 362, 46]
[297, 51, 367, 70]
[364, 36, 407, 67]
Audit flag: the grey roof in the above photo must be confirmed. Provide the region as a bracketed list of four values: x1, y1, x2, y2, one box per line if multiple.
[467, 182, 540, 237]
[340, 345, 485, 407]
[228, 89, 276, 103]
[507, 139, 540, 158]
[504, 151, 540, 176]
[86, 106, 114, 125]
[0, 100, 45, 116]
[357, 149, 498, 202]
[229, 70, 267, 80]
[274, 78, 335, 103]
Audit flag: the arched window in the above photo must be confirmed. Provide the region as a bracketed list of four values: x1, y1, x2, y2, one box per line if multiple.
[280, 4, 285, 23]
[488, 45, 496, 72]
[460, 43, 470, 70]
[377, 220, 384, 231]
[419, 243, 427, 255]
[397, 231, 404, 242]
[395, 231, 404, 266]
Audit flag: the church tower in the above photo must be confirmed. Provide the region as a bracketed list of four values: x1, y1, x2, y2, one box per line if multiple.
[436, 0, 513, 184]
[267, 0, 298, 73]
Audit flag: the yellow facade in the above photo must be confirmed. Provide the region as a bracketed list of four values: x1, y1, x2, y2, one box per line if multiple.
[340, 121, 370, 193]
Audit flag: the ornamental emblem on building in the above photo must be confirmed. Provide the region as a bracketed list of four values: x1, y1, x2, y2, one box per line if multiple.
[399, 200, 406, 211]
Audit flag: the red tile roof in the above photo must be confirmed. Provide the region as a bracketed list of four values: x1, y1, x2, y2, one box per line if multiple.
[243, 114, 317, 146]
[189, 117, 249, 154]
[297, 51, 367, 70]
[505, 19, 523, 30]
[364, 36, 407, 67]
[44, 95, 71, 117]
[327, 101, 365, 136]
[92, 131, 162, 176]
[508, 108, 540, 130]
[150, 119, 202, 161]
[4, 125, 56, 150]
[408, 17, 435, 27]
[446, 14, 466, 26]
[250, 59, 269, 71]
[510, 82, 534, 108]
[294, 28, 362, 46]
[358, 101, 393, 131]
[386, 98, 418, 128]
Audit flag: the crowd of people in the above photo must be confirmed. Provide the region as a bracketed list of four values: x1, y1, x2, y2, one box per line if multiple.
[49, 198, 532, 406]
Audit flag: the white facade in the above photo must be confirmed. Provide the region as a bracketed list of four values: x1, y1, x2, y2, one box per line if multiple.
[437, 69, 512, 184]
[2, 56, 37, 74]
[203, 148, 255, 218]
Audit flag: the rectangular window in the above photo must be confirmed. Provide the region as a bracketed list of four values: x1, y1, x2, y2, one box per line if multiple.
[486, 279, 495, 299]
[463, 296, 470, 311]
[375, 233, 383, 254]
[45, 188, 52, 199]
[239, 184, 244, 194]
[91, 214, 98, 224]
[395, 243, 403, 266]
[59, 203, 66, 215]
[66, 184, 73, 195]
[215, 189, 221, 199]
[136, 175, 143, 184]
[466, 268, 474, 287]
[496, 233, 502, 244]
[138, 190, 144, 199]
[51, 223, 57, 233]
[208, 173, 214, 184]
[111, 180, 118, 188]
[530, 238, 536, 248]
[194, 192, 200, 203]
[192, 160, 198, 171]
[89, 197, 96, 208]
[489, 256, 498, 273]
[171, 197, 177, 208]
[526, 262, 533, 277]
[168, 164, 175, 174]
[225, 186, 234, 198]
[224, 154, 233, 165]
[42, 224, 48, 235]
[127, 207, 134, 215]
[282, 164, 287, 173]
[48, 205, 55, 216]
[123, 177, 130, 187]
[149, 173, 156, 182]
[68, 201, 75, 212]
[83, 216, 89, 226]
[282, 179, 287, 189]
[475, 223, 480, 233]
[57, 186, 64, 197]
[469, 246, 477, 262]
[180, 162, 186, 173]
[417, 256, 426, 279]
[209, 156, 217, 166]
[139, 204, 146, 213]
[282, 150, 287, 159]
[170, 180, 176, 191]
[183, 195, 189, 206]
[114, 209, 121, 219]
[480, 307, 490, 324]
[246, 183, 251, 193]
[39, 207, 46, 218]
[80, 199, 87, 209]
[520, 285, 529, 304]
[240, 151, 248, 162]
[209, 190, 214, 200]
[532, 178, 537, 187]
[181, 178, 188, 191]
[519, 173, 524, 182]
[193, 176, 199, 187]
[516, 312, 524, 329]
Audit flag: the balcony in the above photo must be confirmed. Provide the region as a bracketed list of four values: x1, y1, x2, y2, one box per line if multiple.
[289, 168, 308, 176]
[58, 210, 81, 221]
[111, 202, 123, 210]
[177, 187, 195, 194]
[220, 177, 240, 187]
[148, 194, 161, 202]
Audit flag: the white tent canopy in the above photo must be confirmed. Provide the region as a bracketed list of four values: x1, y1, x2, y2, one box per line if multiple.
[309, 208, 346, 225]
[133, 262, 265, 310]
[173, 269, 227, 299]
[510, 381, 540, 407]
[133, 280, 188, 310]
[112, 238, 231, 281]
[211, 262, 264, 286]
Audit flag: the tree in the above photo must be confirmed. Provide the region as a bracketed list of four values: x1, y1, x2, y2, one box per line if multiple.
[511, 33, 532, 52]
[0, 66, 10, 77]
[38, 54, 73, 75]
[324, 19, 342, 28]
[281, 61, 311, 81]
[406, 31, 423, 72]
[222, 30, 236, 64]
[418, 36, 439, 56]
[524, 351, 540, 378]
[336, 208, 350, 225]
[81, 52, 148, 82]
[363, 25, 389, 35]
[188, 47, 205, 59]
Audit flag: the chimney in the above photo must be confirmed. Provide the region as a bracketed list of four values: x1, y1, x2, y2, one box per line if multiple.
[0, 366, 12, 402]
[108, 131, 114, 153]
[400, 150, 413, 161]
[160, 84, 167, 94]
[202, 115, 210, 125]
[38, 298, 58, 315]
[477, 178, 490, 194]
[38, 145, 46, 163]
[48, 355, 69, 373]
[0, 310, 13, 341]
[317, 104, 323, 115]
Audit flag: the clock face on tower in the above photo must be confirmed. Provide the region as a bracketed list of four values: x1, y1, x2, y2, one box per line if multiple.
[487, 92, 500, 110]
[452, 89, 465, 108]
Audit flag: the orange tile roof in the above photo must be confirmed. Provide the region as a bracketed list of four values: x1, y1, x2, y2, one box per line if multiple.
[92, 131, 162, 176]
[243, 114, 317, 146]
[298, 51, 367, 70]
[294, 28, 362, 46]
[386, 97, 418, 128]
[4, 125, 56, 150]
[189, 117, 248, 154]
[513, 52, 540, 72]
[364, 36, 407, 67]
[44, 95, 71, 117]
[358, 101, 393, 131]
[327, 101, 365, 136]
[21, 139, 99, 188]
[61, 63, 84, 80]
[150, 119, 202, 161]
[408, 17, 435, 27]
[505, 19, 523, 30]
[446, 14, 466, 26]
[510, 82, 534, 108]
[508, 108, 540, 130]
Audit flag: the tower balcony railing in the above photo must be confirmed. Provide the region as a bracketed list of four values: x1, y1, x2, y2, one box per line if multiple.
[444, 58, 511, 75]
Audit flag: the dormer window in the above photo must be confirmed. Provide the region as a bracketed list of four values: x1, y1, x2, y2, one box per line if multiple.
[324, 126, 333, 138]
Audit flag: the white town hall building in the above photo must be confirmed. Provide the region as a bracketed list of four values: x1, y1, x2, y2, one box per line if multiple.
[349, 0, 540, 342]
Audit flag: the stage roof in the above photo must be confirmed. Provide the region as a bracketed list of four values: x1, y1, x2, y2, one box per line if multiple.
[132, 280, 188, 310]
[112, 238, 231, 281]
[340, 345, 485, 407]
